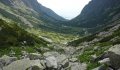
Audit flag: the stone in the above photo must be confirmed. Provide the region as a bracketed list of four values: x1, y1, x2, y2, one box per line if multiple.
[92, 65, 114, 70]
[3, 58, 44, 70]
[93, 46, 99, 51]
[43, 52, 60, 57]
[21, 51, 28, 58]
[107, 45, 120, 69]
[69, 58, 78, 62]
[90, 54, 97, 62]
[28, 53, 42, 60]
[92, 65, 106, 70]
[40, 60, 46, 68]
[45, 56, 57, 69]
[98, 58, 110, 64]
[0, 61, 3, 70]
[26, 66, 42, 70]
[0, 55, 17, 66]
[70, 62, 87, 70]
[39, 36, 53, 43]
[56, 54, 67, 63]
[61, 59, 69, 68]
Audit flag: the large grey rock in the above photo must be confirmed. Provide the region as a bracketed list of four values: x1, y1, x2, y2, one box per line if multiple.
[0, 55, 17, 66]
[43, 52, 59, 57]
[0, 68, 2, 70]
[70, 62, 87, 70]
[56, 54, 67, 63]
[92, 65, 107, 70]
[45, 56, 57, 69]
[0, 59, 4, 69]
[64, 47, 76, 56]
[40, 60, 46, 68]
[92, 65, 113, 70]
[3, 58, 44, 70]
[107, 45, 120, 69]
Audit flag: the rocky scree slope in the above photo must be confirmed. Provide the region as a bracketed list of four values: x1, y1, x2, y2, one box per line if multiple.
[68, 16, 120, 70]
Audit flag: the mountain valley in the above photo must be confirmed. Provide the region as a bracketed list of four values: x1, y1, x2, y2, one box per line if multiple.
[0, 0, 120, 70]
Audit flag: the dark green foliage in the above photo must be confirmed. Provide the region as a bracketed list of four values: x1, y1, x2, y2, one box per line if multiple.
[68, 34, 97, 46]
[0, 8, 22, 23]
[69, 0, 120, 28]
[0, 19, 48, 46]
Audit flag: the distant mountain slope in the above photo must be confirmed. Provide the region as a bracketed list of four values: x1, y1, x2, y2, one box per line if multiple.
[67, 0, 120, 34]
[67, 1, 120, 68]
[0, 0, 65, 21]
[0, 0, 68, 33]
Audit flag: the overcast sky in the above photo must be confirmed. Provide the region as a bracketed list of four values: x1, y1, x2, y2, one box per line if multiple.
[37, 0, 91, 20]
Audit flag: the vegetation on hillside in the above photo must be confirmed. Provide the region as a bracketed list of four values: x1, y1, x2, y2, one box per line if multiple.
[0, 19, 49, 46]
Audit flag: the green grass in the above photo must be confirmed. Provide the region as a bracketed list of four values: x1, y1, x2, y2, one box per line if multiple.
[78, 43, 111, 70]
[0, 45, 42, 58]
[27, 28, 79, 44]
[0, 19, 49, 46]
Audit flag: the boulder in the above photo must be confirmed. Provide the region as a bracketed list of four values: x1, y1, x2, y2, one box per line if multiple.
[3, 58, 44, 70]
[92, 65, 107, 70]
[107, 45, 120, 69]
[45, 56, 57, 69]
[61, 59, 69, 69]
[92, 65, 113, 70]
[40, 60, 46, 68]
[43, 52, 60, 57]
[39, 47, 50, 52]
[90, 54, 97, 62]
[0, 62, 3, 70]
[56, 54, 67, 63]
[0, 68, 2, 70]
[70, 62, 87, 70]
[0, 55, 17, 66]
[0, 59, 4, 68]
[21, 51, 28, 59]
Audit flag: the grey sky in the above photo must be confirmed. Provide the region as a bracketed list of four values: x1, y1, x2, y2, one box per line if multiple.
[37, 0, 91, 19]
